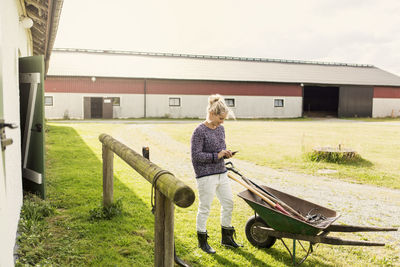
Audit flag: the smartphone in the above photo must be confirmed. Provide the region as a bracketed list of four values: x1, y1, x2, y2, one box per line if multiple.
[224, 151, 238, 159]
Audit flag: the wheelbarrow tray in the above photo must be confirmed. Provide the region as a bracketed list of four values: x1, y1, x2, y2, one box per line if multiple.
[238, 185, 340, 236]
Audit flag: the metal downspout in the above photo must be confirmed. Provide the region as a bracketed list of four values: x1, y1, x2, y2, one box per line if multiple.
[144, 79, 147, 118]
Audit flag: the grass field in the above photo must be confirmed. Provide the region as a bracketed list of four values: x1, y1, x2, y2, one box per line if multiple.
[159, 120, 400, 189]
[15, 120, 400, 266]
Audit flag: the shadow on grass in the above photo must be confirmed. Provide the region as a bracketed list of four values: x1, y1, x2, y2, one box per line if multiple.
[305, 152, 373, 167]
[263, 245, 337, 267]
[43, 125, 162, 265]
[209, 244, 336, 267]
[342, 157, 373, 168]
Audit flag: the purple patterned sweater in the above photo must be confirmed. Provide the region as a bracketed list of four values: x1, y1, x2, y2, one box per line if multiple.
[191, 123, 227, 178]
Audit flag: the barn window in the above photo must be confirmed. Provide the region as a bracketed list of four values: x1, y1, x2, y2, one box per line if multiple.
[169, 97, 181, 107]
[112, 97, 120, 106]
[44, 96, 53, 106]
[274, 99, 284, 107]
[225, 98, 235, 107]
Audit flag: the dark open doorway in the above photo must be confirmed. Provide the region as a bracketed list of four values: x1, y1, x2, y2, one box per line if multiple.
[84, 97, 113, 119]
[90, 97, 103, 118]
[303, 86, 339, 117]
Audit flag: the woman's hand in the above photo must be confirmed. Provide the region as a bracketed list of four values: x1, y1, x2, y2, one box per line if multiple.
[218, 150, 233, 159]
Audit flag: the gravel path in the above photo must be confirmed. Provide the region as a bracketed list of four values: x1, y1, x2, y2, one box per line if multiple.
[113, 124, 399, 254]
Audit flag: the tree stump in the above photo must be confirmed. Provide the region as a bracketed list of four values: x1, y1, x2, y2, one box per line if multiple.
[312, 145, 358, 162]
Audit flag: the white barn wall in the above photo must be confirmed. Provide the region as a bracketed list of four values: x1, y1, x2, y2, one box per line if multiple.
[146, 94, 208, 118]
[228, 96, 302, 118]
[45, 93, 207, 119]
[146, 95, 301, 118]
[45, 93, 303, 119]
[372, 98, 400, 117]
[0, 0, 32, 265]
[45, 93, 145, 119]
[45, 93, 83, 119]
[115, 94, 144, 118]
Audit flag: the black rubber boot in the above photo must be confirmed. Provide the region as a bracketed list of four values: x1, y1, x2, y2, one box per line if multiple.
[221, 226, 243, 248]
[197, 231, 216, 254]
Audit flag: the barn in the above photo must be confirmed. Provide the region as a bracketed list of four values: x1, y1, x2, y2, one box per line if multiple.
[45, 49, 400, 119]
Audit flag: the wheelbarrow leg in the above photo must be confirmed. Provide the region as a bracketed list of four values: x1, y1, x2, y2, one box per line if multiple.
[292, 239, 296, 266]
[280, 238, 313, 266]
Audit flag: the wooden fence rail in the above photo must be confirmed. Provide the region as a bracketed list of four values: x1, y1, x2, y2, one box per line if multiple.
[99, 133, 195, 267]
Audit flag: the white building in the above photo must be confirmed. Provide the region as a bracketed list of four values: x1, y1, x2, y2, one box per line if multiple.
[0, 0, 62, 265]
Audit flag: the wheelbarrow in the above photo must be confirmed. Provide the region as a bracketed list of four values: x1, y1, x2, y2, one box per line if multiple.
[225, 163, 398, 266]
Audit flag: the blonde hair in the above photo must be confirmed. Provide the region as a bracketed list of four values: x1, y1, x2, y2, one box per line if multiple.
[206, 94, 235, 119]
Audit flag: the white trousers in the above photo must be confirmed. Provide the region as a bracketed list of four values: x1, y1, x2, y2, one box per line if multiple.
[196, 172, 233, 232]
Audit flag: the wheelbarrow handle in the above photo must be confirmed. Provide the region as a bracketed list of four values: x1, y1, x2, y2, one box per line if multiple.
[326, 224, 398, 232]
[228, 172, 290, 216]
[226, 163, 307, 222]
[248, 179, 308, 222]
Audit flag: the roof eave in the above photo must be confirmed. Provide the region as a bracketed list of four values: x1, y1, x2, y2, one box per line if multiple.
[25, 0, 64, 75]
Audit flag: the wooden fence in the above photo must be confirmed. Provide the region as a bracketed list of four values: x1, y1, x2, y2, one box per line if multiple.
[99, 134, 195, 266]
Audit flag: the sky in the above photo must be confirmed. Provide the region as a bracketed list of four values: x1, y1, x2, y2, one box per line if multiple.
[54, 0, 400, 76]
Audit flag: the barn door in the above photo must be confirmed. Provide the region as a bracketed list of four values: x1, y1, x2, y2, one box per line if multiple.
[84, 97, 91, 119]
[91, 97, 103, 118]
[338, 86, 373, 117]
[103, 97, 113, 119]
[19, 56, 46, 198]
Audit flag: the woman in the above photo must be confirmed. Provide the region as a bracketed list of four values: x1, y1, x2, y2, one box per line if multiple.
[191, 94, 242, 254]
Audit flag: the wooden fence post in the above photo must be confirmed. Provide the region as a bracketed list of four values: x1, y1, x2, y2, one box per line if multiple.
[102, 143, 114, 207]
[154, 190, 175, 267]
[142, 146, 175, 267]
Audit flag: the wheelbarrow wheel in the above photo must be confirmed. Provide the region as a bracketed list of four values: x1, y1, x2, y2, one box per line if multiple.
[245, 215, 276, 248]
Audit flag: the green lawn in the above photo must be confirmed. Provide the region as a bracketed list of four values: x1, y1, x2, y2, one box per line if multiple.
[16, 120, 399, 266]
[159, 120, 400, 189]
